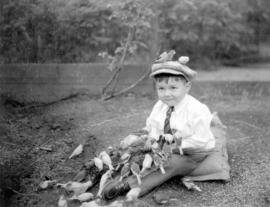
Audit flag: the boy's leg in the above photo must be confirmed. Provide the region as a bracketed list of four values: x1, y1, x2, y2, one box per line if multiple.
[102, 152, 209, 200]
[127, 154, 200, 197]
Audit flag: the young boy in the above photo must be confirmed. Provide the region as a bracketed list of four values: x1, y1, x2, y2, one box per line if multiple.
[102, 52, 215, 200]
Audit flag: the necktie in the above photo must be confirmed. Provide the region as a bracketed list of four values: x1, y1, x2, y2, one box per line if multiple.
[163, 106, 174, 134]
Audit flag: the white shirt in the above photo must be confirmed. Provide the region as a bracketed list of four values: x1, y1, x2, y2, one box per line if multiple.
[145, 94, 215, 151]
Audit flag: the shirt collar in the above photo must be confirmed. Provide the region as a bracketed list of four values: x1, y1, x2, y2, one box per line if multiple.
[173, 94, 188, 113]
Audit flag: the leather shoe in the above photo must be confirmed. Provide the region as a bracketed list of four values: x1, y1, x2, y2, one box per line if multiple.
[102, 179, 131, 200]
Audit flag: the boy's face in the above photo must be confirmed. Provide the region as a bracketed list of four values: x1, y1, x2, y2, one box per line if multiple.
[156, 77, 191, 106]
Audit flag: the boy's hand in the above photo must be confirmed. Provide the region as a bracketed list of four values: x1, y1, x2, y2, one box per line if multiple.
[163, 134, 174, 144]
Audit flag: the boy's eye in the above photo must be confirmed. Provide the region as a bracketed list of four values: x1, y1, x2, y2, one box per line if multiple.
[157, 87, 164, 91]
[170, 86, 177, 90]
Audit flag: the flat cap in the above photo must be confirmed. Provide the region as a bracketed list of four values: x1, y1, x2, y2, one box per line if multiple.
[150, 51, 197, 81]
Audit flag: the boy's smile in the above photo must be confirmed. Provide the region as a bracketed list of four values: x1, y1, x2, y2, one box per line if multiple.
[156, 78, 190, 106]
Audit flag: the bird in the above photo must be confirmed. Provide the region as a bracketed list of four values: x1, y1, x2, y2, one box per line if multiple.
[68, 192, 94, 202]
[99, 151, 114, 170]
[152, 147, 167, 161]
[120, 134, 141, 149]
[174, 136, 183, 155]
[107, 200, 124, 207]
[119, 163, 130, 181]
[143, 138, 155, 151]
[140, 154, 153, 175]
[182, 178, 202, 192]
[83, 160, 95, 169]
[130, 163, 141, 185]
[162, 142, 173, 156]
[120, 152, 131, 164]
[93, 157, 103, 171]
[126, 187, 141, 201]
[178, 56, 189, 64]
[69, 144, 83, 159]
[155, 52, 168, 63]
[58, 195, 68, 207]
[151, 141, 159, 150]
[39, 179, 57, 189]
[153, 154, 165, 174]
[79, 199, 102, 207]
[106, 146, 114, 156]
[96, 170, 113, 198]
[166, 50, 176, 61]
[155, 50, 176, 63]
[57, 180, 93, 196]
[114, 151, 130, 172]
[73, 169, 87, 182]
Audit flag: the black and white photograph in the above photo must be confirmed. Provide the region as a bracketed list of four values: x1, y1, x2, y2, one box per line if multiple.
[0, 0, 270, 206]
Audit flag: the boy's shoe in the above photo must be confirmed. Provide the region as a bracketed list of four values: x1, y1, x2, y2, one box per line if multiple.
[102, 179, 131, 200]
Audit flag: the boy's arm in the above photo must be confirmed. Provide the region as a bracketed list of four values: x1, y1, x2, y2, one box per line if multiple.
[144, 101, 163, 140]
[175, 107, 214, 151]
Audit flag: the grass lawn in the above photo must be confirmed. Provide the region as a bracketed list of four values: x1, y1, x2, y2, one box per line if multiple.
[1, 81, 270, 207]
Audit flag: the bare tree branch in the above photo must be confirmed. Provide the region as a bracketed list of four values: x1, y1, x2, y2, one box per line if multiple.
[102, 12, 161, 101]
[101, 66, 121, 95]
[101, 27, 135, 98]
[103, 67, 150, 100]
